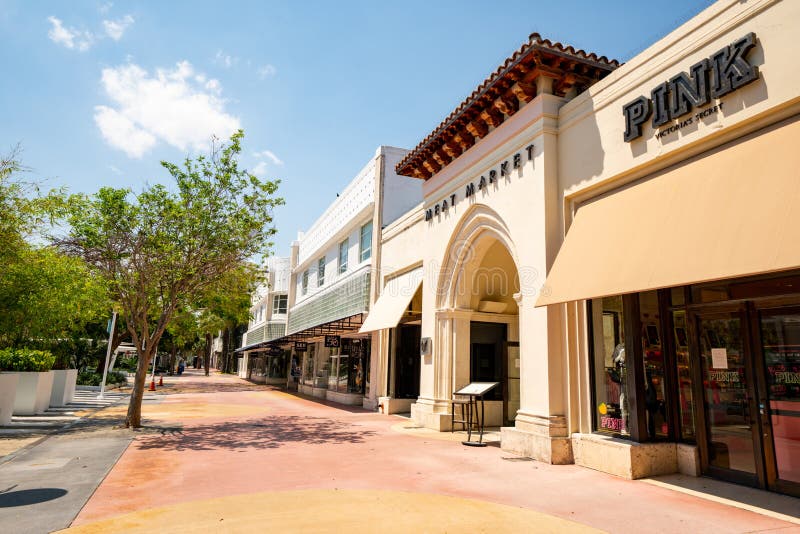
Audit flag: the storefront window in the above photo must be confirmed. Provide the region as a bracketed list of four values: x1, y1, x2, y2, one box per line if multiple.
[590, 296, 629, 436]
[673, 309, 696, 440]
[302, 345, 315, 386]
[639, 291, 668, 439]
[267, 351, 287, 379]
[315, 345, 330, 388]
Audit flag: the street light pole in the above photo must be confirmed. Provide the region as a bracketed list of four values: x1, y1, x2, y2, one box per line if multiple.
[97, 311, 117, 400]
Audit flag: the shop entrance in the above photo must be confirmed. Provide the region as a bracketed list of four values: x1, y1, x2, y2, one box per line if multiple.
[470, 322, 511, 425]
[393, 325, 420, 399]
[690, 302, 800, 496]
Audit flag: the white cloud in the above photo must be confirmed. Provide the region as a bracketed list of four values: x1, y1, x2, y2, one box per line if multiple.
[47, 16, 94, 51]
[251, 161, 268, 177]
[257, 64, 277, 79]
[254, 149, 283, 165]
[108, 164, 123, 175]
[95, 105, 157, 158]
[103, 14, 134, 41]
[99, 2, 113, 14]
[214, 50, 238, 68]
[205, 79, 221, 93]
[94, 61, 240, 158]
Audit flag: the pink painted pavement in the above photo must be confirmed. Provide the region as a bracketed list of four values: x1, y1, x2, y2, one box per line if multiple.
[68, 369, 800, 533]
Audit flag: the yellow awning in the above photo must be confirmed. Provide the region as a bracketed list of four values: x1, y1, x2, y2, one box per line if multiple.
[537, 117, 800, 307]
[359, 268, 423, 333]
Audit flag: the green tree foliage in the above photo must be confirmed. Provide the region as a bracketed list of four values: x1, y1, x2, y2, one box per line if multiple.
[0, 148, 109, 358]
[0, 146, 67, 256]
[0, 246, 107, 349]
[57, 131, 283, 427]
[195, 262, 261, 375]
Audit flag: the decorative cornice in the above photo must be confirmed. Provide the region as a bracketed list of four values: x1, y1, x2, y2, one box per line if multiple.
[396, 33, 620, 180]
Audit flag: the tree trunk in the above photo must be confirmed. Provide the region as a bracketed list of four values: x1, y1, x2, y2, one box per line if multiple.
[125, 349, 153, 428]
[204, 333, 211, 376]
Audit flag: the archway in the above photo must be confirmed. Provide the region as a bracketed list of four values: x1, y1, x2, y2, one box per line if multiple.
[435, 205, 521, 427]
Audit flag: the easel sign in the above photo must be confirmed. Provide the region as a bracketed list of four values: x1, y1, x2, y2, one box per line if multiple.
[454, 381, 499, 447]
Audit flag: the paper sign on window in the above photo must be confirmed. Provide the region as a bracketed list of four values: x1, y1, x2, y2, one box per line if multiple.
[711, 348, 728, 369]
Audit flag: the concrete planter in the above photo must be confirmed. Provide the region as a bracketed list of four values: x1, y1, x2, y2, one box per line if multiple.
[0, 373, 19, 425]
[13, 371, 55, 415]
[50, 369, 78, 407]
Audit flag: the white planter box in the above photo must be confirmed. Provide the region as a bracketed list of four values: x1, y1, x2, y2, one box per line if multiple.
[13, 371, 55, 415]
[0, 374, 19, 425]
[50, 369, 78, 407]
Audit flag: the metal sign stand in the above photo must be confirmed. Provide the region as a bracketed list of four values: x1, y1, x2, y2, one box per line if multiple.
[454, 382, 499, 447]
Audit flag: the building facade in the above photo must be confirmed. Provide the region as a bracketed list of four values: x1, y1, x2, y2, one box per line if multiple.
[372, 0, 799, 497]
[242, 146, 421, 406]
[238, 256, 291, 384]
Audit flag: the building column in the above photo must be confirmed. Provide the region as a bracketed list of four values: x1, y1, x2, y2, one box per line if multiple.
[501, 109, 572, 464]
[411, 308, 470, 430]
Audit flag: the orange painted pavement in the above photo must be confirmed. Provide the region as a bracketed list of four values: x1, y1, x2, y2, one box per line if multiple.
[65, 370, 799, 533]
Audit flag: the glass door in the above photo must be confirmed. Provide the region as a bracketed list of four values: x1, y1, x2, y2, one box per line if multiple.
[694, 309, 761, 485]
[506, 342, 520, 424]
[757, 306, 800, 496]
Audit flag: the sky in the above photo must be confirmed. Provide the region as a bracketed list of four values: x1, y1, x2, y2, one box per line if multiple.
[0, 0, 713, 257]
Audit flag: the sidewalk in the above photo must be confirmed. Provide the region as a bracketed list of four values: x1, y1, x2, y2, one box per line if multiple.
[0, 389, 128, 461]
[0, 390, 133, 534]
[50, 370, 798, 533]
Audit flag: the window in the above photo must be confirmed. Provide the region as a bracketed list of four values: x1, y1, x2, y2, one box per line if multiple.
[317, 257, 326, 286]
[639, 291, 668, 439]
[338, 238, 349, 274]
[359, 221, 372, 262]
[590, 296, 629, 437]
[301, 270, 309, 295]
[272, 294, 287, 315]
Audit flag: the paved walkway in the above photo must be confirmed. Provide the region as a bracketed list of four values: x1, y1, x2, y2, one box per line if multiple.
[0, 389, 128, 459]
[0, 390, 133, 533]
[35, 369, 797, 533]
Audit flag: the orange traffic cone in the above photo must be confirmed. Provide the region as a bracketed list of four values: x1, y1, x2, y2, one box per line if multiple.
[158, 375, 163, 386]
[149, 378, 156, 391]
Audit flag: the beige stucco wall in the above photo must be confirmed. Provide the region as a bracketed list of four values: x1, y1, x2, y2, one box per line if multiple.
[407, 94, 570, 445]
[380, 0, 797, 475]
[558, 0, 798, 199]
[365, 207, 425, 406]
[551, 0, 800, 464]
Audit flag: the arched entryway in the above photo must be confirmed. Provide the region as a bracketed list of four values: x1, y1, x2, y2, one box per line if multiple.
[435, 205, 521, 427]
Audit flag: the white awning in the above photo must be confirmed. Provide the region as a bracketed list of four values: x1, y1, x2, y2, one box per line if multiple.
[536, 117, 800, 306]
[359, 268, 423, 333]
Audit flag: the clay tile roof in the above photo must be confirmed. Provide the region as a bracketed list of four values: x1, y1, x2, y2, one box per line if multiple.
[396, 33, 620, 179]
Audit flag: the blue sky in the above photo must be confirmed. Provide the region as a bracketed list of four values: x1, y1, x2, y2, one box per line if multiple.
[0, 0, 712, 256]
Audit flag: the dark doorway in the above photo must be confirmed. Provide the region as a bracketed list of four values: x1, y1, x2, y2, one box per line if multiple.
[394, 325, 420, 399]
[470, 322, 507, 409]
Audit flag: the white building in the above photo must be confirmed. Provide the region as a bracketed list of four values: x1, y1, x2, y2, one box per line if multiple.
[237, 256, 291, 384]
[274, 146, 420, 406]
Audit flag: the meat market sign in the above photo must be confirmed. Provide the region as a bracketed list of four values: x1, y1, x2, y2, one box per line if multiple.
[623, 33, 759, 142]
[425, 143, 534, 223]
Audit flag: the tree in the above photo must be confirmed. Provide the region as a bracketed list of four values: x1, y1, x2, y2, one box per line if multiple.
[197, 262, 260, 375]
[0, 146, 66, 255]
[57, 131, 283, 428]
[0, 246, 107, 350]
[0, 147, 108, 356]
[163, 262, 261, 376]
